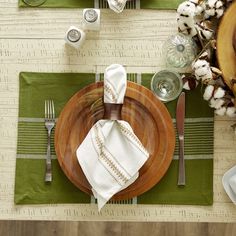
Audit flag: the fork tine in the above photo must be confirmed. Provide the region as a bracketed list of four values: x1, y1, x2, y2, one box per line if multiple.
[48, 100, 50, 119]
[49, 100, 52, 119]
[47, 100, 49, 119]
[51, 100, 55, 119]
[45, 100, 48, 119]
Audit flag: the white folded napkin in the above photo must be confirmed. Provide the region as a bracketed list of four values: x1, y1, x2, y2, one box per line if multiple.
[107, 0, 127, 13]
[76, 64, 149, 210]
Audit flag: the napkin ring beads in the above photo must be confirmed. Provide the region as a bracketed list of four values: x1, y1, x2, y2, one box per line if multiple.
[103, 103, 122, 120]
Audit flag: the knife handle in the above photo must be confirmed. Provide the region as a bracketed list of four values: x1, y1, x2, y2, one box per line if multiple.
[178, 136, 185, 186]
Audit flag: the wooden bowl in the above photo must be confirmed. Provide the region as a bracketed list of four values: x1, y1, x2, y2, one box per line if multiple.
[55, 81, 175, 200]
[217, 1, 236, 96]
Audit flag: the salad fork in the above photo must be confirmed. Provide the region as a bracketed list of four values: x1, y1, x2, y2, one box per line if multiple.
[44, 100, 55, 183]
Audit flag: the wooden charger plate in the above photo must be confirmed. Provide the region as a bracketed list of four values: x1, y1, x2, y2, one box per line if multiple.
[217, 1, 236, 96]
[55, 81, 175, 200]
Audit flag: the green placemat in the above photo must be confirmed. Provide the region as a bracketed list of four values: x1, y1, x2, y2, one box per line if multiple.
[15, 72, 214, 205]
[19, 0, 184, 9]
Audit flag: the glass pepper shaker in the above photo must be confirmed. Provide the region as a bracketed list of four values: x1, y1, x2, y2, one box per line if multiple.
[64, 26, 86, 49]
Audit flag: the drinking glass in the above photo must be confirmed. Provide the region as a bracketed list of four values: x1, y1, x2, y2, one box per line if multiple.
[151, 70, 183, 102]
[23, 0, 47, 6]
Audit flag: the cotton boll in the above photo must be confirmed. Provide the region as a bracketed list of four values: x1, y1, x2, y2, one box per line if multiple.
[192, 59, 208, 72]
[209, 98, 225, 109]
[226, 106, 236, 117]
[213, 87, 225, 99]
[215, 106, 227, 116]
[209, 98, 217, 108]
[215, 0, 223, 8]
[208, 0, 222, 8]
[205, 8, 215, 16]
[177, 18, 197, 36]
[207, 0, 216, 7]
[215, 9, 224, 18]
[189, 0, 204, 14]
[192, 59, 213, 81]
[196, 6, 204, 15]
[213, 98, 225, 109]
[177, 1, 198, 36]
[205, 0, 224, 18]
[203, 84, 214, 101]
[177, 1, 196, 17]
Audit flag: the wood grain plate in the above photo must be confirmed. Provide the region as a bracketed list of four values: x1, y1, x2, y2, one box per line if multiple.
[55, 81, 175, 200]
[217, 1, 236, 96]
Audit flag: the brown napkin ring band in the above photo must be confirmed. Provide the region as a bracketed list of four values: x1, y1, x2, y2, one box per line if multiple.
[103, 103, 122, 120]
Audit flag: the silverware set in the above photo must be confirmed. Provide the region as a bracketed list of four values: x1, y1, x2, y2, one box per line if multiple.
[44, 100, 55, 183]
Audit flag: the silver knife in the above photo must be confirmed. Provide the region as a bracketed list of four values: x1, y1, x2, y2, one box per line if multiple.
[176, 92, 185, 186]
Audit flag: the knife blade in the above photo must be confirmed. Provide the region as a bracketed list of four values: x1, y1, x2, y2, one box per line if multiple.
[176, 92, 185, 186]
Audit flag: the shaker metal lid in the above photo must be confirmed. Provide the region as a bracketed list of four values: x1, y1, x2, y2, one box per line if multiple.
[67, 29, 81, 43]
[84, 9, 98, 23]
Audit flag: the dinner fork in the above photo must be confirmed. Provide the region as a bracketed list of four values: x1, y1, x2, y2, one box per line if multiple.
[44, 100, 55, 183]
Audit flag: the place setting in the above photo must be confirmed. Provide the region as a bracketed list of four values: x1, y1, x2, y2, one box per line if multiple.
[15, 68, 214, 208]
[14, 0, 236, 212]
[18, 0, 183, 10]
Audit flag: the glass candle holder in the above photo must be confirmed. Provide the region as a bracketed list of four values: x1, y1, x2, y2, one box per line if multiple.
[151, 70, 183, 102]
[163, 33, 197, 69]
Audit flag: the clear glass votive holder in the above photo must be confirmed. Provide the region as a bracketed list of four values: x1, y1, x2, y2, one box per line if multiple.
[151, 70, 183, 102]
[162, 33, 197, 69]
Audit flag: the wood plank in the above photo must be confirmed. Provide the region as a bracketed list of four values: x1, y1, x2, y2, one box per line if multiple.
[0, 221, 236, 236]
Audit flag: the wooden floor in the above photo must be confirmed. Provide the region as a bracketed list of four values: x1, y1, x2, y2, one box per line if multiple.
[0, 222, 235, 236]
[1, 0, 236, 224]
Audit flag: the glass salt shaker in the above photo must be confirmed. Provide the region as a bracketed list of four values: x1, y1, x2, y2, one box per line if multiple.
[65, 26, 86, 49]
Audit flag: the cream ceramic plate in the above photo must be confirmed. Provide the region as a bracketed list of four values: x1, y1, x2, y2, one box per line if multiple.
[222, 165, 236, 205]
